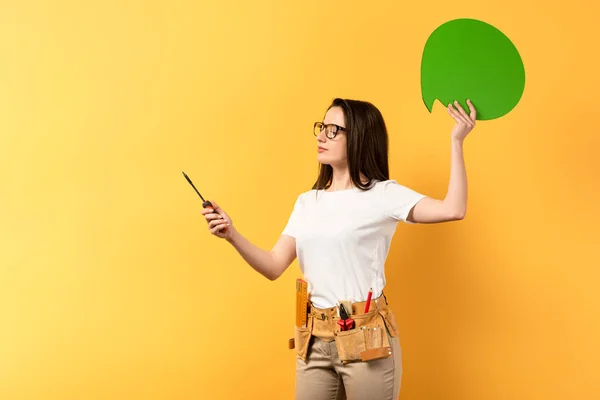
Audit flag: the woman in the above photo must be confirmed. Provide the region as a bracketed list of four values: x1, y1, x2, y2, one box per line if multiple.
[202, 97, 476, 399]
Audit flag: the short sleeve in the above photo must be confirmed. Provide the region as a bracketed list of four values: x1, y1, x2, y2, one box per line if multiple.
[281, 194, 303, 238]
[381, 180, 427, 224]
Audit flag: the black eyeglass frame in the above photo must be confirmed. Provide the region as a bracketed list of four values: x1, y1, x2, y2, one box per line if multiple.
[313, 122, 347, 139]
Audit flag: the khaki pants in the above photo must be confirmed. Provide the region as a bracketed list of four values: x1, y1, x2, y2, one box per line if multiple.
[293, 294, 402, 399]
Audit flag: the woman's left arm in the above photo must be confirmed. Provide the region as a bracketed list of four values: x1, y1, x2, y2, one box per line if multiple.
[407, 99, 477, 224]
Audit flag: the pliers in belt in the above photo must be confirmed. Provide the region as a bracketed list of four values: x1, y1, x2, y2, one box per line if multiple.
[336, 303, 355, 331]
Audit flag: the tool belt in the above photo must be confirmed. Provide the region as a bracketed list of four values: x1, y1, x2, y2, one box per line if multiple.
[289, 293, 400, 364]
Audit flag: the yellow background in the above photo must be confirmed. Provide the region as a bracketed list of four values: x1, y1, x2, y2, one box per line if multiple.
[1, 1, 599, 399]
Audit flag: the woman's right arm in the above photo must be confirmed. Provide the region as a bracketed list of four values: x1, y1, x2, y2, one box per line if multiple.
[227, 231, 297, 281]
[201, 201, 297, 281]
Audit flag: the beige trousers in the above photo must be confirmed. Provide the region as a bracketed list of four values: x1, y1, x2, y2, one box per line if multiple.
[293, 294, 402, 400]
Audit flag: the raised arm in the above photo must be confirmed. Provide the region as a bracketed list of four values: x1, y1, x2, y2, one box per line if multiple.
[407, 99, 476, 224]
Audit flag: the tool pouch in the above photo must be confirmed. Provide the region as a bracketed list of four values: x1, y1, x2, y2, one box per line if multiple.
[378, 308, 399, 338]
[334, 309, 398, 364]
[290, 314, 313, 361]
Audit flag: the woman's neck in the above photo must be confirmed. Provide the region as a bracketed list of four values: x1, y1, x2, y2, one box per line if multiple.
[326, 168, 368, 192]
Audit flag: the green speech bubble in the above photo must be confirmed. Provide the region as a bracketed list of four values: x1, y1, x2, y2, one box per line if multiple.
[421, 18, 525, 120]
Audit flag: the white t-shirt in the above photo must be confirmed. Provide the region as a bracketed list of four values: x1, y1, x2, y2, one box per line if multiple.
[281, 179, 427, 309]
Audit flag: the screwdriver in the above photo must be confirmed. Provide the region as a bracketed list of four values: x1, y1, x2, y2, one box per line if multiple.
[182, 171, 227, 232]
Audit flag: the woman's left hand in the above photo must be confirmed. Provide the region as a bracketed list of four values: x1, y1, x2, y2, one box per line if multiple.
[447, 99, 477, 141]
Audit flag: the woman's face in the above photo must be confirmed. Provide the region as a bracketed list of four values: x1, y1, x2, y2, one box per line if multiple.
[316, 106, 347, 167]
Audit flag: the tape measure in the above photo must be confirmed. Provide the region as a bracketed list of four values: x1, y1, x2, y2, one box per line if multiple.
[296, 278, 308, 327]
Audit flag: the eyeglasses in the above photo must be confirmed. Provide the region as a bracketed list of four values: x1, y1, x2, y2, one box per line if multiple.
[314, 122, 346, 139]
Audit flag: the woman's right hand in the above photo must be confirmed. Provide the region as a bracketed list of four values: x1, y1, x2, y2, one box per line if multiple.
[201, 200, 234, 240]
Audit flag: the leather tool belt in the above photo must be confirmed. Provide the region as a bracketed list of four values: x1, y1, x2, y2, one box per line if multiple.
[289, 293, 400, 364]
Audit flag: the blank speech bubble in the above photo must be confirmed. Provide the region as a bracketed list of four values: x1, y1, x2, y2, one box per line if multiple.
[421, 18, 525, 120]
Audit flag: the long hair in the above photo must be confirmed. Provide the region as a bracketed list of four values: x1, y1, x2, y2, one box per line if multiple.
[312, 98, 390, 191]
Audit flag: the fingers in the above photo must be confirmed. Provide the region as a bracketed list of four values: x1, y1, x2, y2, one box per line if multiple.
[201, 204, 224, 217]
[453, 100, 470, 120]
[448, 101, 474, 125]
[209, 217, 229, 229]
[447, 103, 467, 123]
[202, 209, 223, 220]
[210, 225, 227, 235]
[198, 200, 230, 236]
[467, 99, 476, 122]
[209, 219, 229, 234]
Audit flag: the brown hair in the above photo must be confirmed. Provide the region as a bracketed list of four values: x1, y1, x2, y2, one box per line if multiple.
[312, 98, 390, 191]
